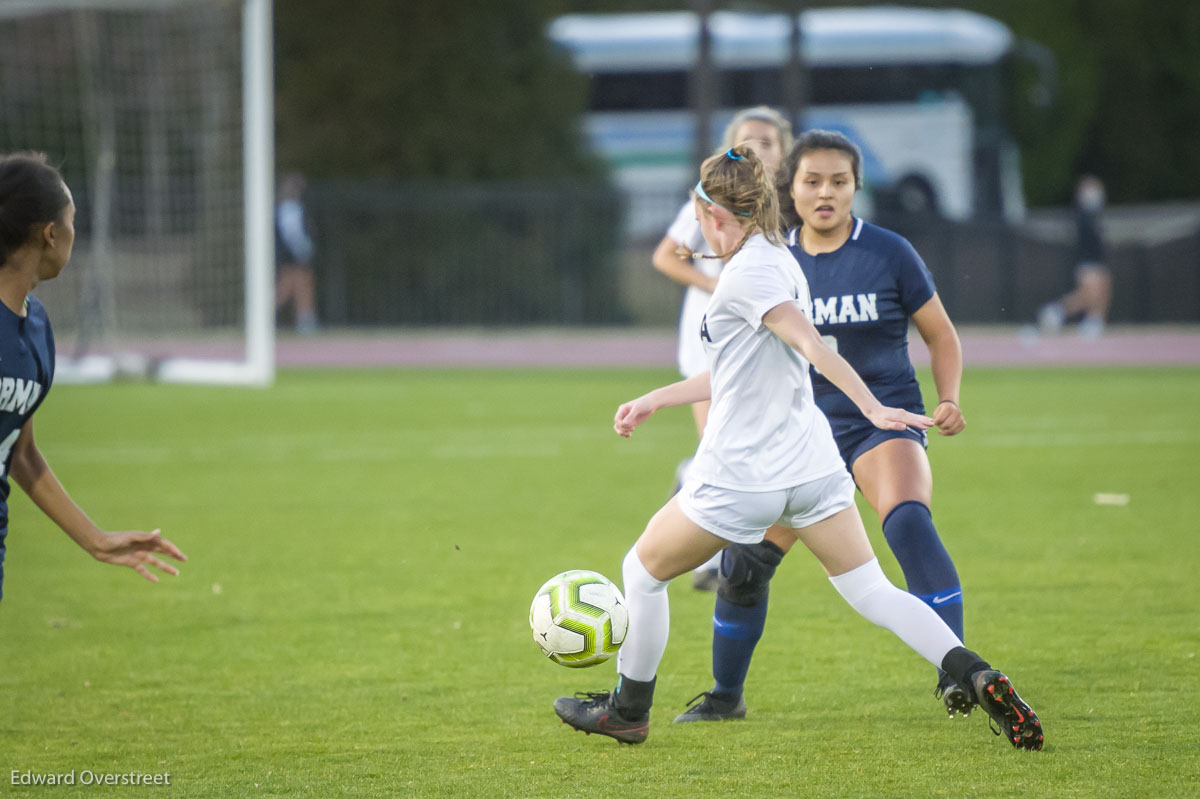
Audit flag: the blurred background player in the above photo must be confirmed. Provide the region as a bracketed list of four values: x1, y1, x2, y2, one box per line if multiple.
[676, 130, 976, 724]
[1037, 175, 1110, 338]
[553, 145, 1042, 751]
[275, 171, 318, 335]
[650, 106, 793, 590]
[0, 152, 186, 602]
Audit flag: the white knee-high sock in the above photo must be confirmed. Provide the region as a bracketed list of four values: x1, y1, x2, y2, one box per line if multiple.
[829, 558, 963, 668]
[616, 546, 671, 682]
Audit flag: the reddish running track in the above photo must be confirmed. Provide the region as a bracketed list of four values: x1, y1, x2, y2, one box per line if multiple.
[269, 326, 1200, 369]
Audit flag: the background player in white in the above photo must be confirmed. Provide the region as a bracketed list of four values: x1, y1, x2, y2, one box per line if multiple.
[0, 151, 186, 603]
[650, 106, 792, 589]
[552, 145, 1043, 750]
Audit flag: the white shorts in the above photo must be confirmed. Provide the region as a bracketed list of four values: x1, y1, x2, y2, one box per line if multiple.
[677, 469, 856, 544]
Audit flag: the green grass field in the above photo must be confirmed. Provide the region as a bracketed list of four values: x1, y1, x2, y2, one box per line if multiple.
[2, 366, 1198, 798]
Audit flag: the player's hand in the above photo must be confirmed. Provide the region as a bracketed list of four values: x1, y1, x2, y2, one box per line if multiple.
[614, 396, 657, 437]
[90, 529, 187, 583]
[932, 400, 966, 436]
[864, 405, 933, 432]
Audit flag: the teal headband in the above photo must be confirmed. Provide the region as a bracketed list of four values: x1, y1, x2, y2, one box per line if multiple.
[694, 180, 751, 217]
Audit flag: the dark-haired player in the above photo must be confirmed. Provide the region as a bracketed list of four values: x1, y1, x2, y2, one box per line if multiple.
[0, 151, 185, 603]
[553, 145, 1041, 751]
[679, 129, 981, 724]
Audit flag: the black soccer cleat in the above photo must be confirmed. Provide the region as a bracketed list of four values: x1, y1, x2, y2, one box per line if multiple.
[673, 691, 747, 723]
[935, 676, 976, 718]
[554, 691, 649, 744]
[971, 670, 1044, 750]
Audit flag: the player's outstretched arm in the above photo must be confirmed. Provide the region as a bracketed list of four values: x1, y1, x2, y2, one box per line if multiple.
[7, 419, 186, 582]
[762, 302, 933, 432]
[614, 372, 712, 438]
[912, 294, 966, 436]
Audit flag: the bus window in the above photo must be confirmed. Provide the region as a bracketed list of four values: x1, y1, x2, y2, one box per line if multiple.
[591, 72, 688, 111]
[549, 8, 1054, 232]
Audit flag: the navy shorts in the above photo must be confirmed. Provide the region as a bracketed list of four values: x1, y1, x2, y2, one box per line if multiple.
[829, 418, 928, 472]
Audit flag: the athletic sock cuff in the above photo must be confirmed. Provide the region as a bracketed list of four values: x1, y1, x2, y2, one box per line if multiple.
[828, 558, 888, 605]
[940, 646, 991, 685]
[616, 674, 656, 718]
[882, 499, 931, 528]
[623, 546, 669, 592]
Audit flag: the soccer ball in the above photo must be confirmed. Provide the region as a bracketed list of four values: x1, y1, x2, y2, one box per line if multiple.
[529, 570, 628, 668]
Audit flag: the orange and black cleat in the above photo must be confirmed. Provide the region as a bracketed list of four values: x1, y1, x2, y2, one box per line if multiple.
[971, 670, 1044, 750]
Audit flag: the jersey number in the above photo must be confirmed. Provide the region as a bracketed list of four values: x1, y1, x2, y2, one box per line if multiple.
[0, 428, 19, 479]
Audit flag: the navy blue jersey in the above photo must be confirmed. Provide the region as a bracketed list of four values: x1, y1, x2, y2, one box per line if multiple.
[1074, 206, 1104, 264]
[788, 218, 935, 424]
[0, 295, 55, 535]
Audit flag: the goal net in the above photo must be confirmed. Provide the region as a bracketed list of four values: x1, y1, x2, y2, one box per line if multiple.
[0, 0, 274, 386]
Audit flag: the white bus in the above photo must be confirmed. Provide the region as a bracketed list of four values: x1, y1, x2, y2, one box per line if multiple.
[548, 7, 1049, 237]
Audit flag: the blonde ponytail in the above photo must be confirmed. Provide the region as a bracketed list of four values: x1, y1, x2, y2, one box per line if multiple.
[696, 145, 783, 251]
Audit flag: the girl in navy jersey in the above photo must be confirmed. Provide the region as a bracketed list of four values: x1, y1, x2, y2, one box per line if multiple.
[553, 145, 1041, 750]
[682, 129, 980, 724]
[0, 152, 185, 603]
[650, 106, 793, 590]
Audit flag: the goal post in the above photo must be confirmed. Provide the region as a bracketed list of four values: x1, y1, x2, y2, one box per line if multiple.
[157, 0, 274, 386]
[0, 0, 275, 387]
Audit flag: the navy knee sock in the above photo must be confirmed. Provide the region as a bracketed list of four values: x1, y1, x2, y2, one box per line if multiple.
[882, 500, 964, 642]
[711, 595, 768, 698]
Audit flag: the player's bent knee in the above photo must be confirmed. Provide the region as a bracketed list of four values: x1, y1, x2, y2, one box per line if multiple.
[624, 545, 670, 593]
[717, 541, 785, 607]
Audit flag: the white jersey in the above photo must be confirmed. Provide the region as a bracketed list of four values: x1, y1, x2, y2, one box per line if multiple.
[665, 201, 722, 378]
[690, 234, 846, 492]
[276, 198, 314, 262]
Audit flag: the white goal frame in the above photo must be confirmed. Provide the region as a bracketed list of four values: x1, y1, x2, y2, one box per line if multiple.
[0, 0, 275, 387]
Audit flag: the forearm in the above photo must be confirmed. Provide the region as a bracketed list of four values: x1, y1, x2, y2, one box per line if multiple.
[645, 372, 712, 410]
[11, 448, 104, 554]
[765, 304, 884, 417]
[926, 332, 963, 405]
[804, 343, 883, 418]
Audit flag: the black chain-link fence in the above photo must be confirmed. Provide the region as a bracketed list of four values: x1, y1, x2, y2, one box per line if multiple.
[307, 180, 628, 326]
[301, 179, 1200, 328]
[881, 212, 1200, 324]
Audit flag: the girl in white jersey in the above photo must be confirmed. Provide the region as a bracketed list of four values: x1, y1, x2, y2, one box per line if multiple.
[650, 106, 792, 589]
[553, 145, 1043, 751]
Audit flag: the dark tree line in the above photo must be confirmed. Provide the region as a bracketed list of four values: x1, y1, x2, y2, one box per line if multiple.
[918, 0, 1200, 204]
[275, 0, 597, 182]
[275, 0, 1200, 205]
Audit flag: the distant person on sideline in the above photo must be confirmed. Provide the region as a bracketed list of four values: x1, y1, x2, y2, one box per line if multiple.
[1037, 175, 1110, 338]
[0, 151, 186, 603]
[275, 171, 318, 335]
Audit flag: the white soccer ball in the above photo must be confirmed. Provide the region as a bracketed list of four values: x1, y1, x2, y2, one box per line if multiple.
[529, 569, 628, 668]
